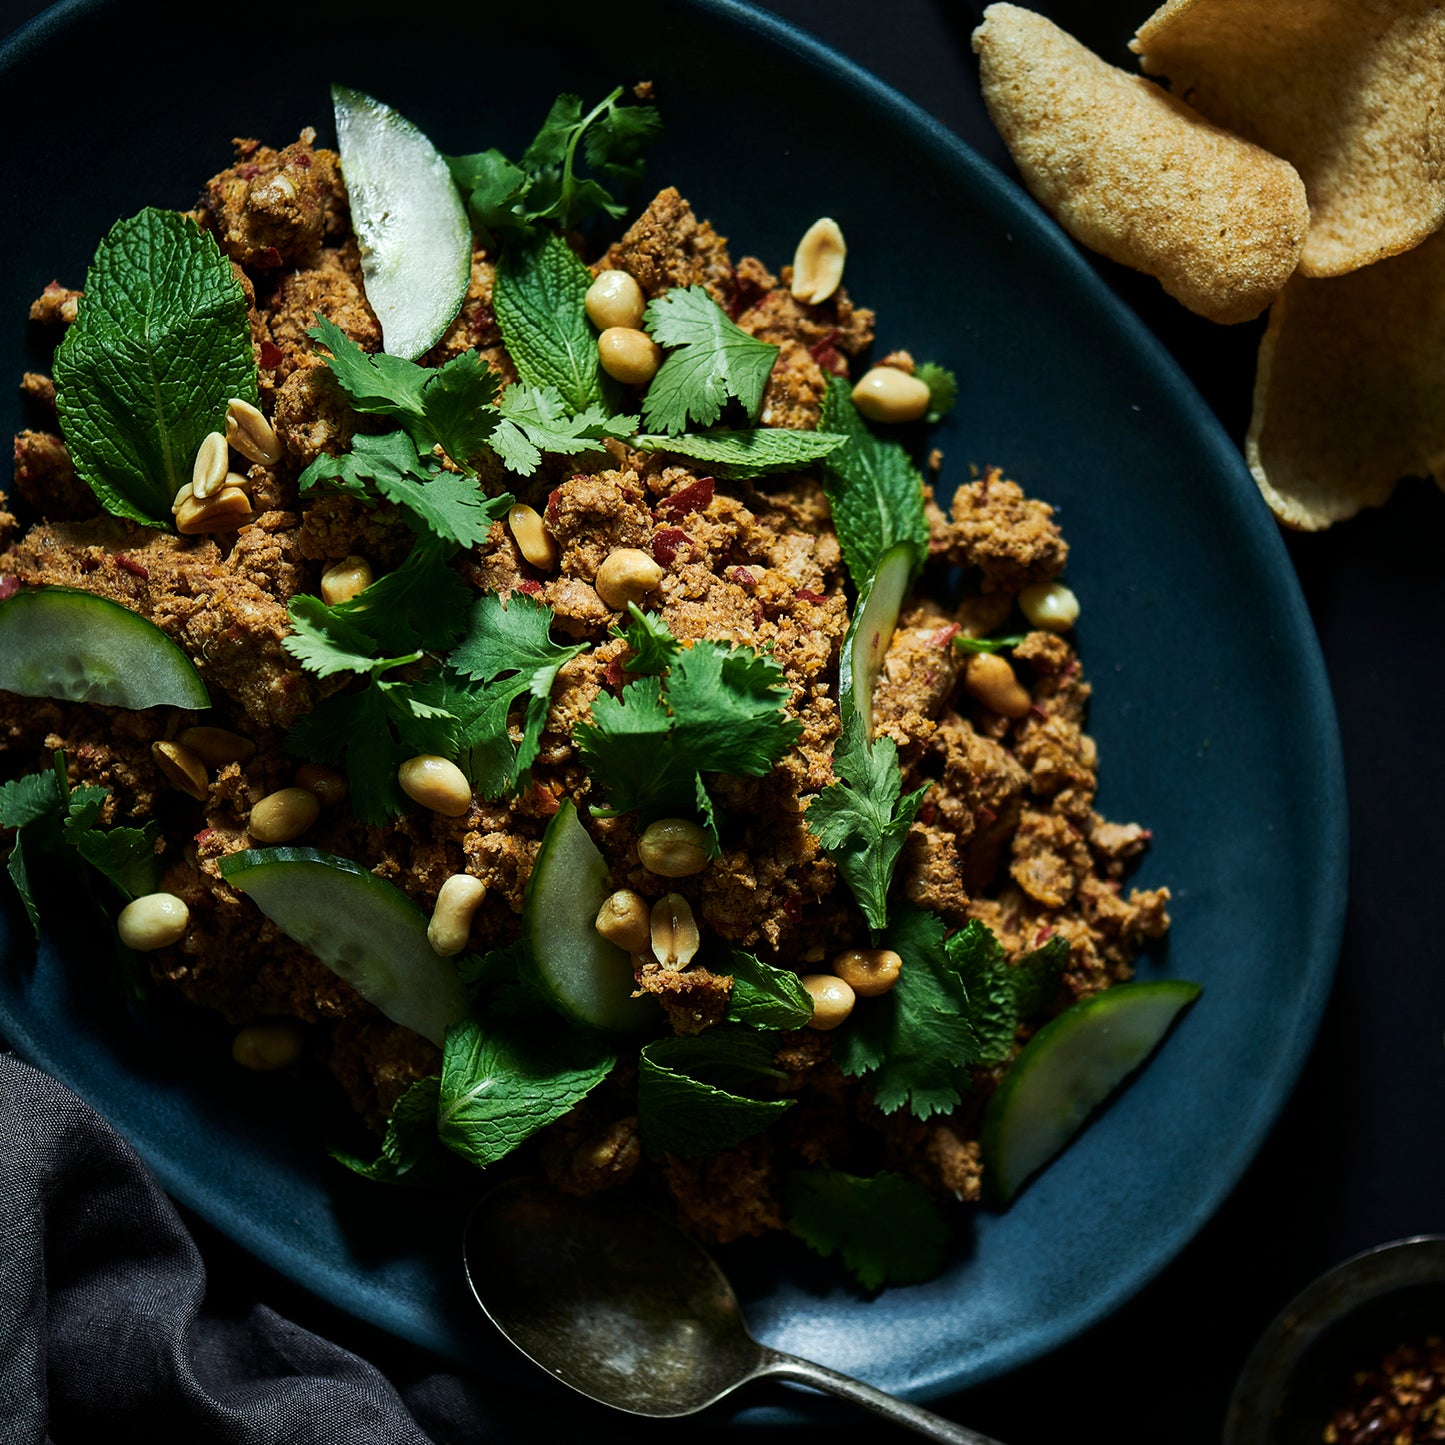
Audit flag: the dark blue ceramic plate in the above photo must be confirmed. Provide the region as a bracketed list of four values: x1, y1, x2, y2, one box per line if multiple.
[0, 0, 1345, 1413]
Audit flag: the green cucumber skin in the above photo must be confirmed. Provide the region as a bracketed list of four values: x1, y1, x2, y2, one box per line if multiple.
[525, 801, 655, 1034]
[982, 979, 1201, 1205]
[839, 541, 917, 738]
[0, 586, 209, 709]
[219, 846, 467, 1049]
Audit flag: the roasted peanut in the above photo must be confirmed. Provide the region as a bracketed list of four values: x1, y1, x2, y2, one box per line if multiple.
[117, 892, 190, 951]
[650, 892, 701, 969]
[963, 651, 1032, 719]
[507, 503, 559, 570]
[232, 1019, 305, 1071]
[851, 365, 932, 424]
[801, 973, 856, 1030]
[595, 888, 652, 953]
[638, 818, 709, 878]
[597, 326, 663, 386]
[427, 874, 488, 957]
[191, 430, 230, 498]
[595, 547, 663, 611]
[293, 762, 348, 807]
[175, 485, 253, 535]
[790, 217, 847, 304]
[1019, 581, 1080, 633]
[225, 397, 281, 464]
[398, 755, 472, 817]
[151, 740, 208, 801]
[832, 947, 903, 997]
[248, 787, 321, 843]
[177, 726, 256, 768]
[585, 269, 646, 331]
[320, 555, 372, 606]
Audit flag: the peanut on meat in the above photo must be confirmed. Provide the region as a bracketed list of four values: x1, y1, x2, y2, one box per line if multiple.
[1019, 581, 1080, 632]
[320, 555, 372, 606]
[595, 547, 664, 611]
[595, 888, 652, 953]
[507, 503, 559, 570]
[293, 762, 348, 807]
[650, 892, 701, 969]
[597, 326, 663, 386]
[248, 786, 321, 843]
[178, 726, 256, 767]
[117, 892, 190, 952]
[802, 973, 856, 1031]
[225, 397, 282, 464]
[963, 651, 1033, 719]
[585, 269, 646, 331]
[191, 430, 230, 498]
[637, 817, 710, 878]
[175, 485, 253, 535]
[790, 217, 847, 305]
[832, 947, 903, 997]
[427, 873, 488, 957]
[397, 754, 473, 817]
[152, 740, 208, 801]
[232, 1019, 304, 1071]
[851, 365, 932, 424]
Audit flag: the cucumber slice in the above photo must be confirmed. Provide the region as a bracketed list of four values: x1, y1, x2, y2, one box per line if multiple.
[981, 978, 1201, 1205]
[219, 846, 468, 1048]
[0, 586, 209, 709]
[838, 540, 918, 739]
[331, 84, 472, 362]
[526, 801, 656, 1034]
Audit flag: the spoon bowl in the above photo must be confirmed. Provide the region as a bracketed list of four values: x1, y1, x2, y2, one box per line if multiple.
[462, 1176, 1004, 1443]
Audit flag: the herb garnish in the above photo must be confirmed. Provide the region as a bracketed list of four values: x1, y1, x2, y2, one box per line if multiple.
[724, 949, 815, 1030]
[915, 361, 958, 425]
[945, 922, 1068, 1065]
[53, 208, 256, 528]
[633, 425, 846, 479]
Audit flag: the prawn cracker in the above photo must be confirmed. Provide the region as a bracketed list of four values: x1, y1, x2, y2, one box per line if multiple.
[972, 4, 1308, 324]
[1246, 225, 1445, 529]
[1131, 0, 1445, 279]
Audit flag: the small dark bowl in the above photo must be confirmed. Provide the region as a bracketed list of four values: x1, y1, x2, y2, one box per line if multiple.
[1226, 1236, 1445, 1444]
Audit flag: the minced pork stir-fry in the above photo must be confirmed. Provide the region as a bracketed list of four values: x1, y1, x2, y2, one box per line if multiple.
[0, 83, 1172, 1289]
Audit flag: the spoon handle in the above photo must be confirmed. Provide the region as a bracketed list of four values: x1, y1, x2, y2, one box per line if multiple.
[753, 1348, 1007, 1444]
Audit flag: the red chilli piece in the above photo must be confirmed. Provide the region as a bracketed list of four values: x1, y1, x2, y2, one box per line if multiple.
[259, 340, 285, 371]
[603, 653, 627, 689]
[113, 554, 149, 579]
[1034, 925, 1056, 945]
[917, 800, 938, 827]
[783, 893, 804, 923]
[238, 163, 262, 180]
[794, 587, 826, 604]
[254, 246, 283, 270]
[657, 477, 714, 519]
[808, 327, 848, 376]
[516, 579, 543, 597]
[546, 487, 567, 525]
[726, 566, 758, 590]
[0, 574, 20, 602]
[930, 623, 961, 649]
[532, 783, 561, 818]
[653, 528, 691, 567]
[292, 152, 312, 168]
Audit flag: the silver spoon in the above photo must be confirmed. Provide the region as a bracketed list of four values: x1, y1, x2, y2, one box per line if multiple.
[462, 1176, 1006, 1444]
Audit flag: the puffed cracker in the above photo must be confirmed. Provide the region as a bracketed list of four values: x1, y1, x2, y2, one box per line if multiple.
[1131, 0, 1445, 279]
[972, 4, 1308, 324]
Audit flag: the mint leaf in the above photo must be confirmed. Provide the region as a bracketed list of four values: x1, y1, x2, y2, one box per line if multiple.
[725, 949, 813, 1030]
[613, 602, 681, 676]
[489, 384, 636, 475]
[832, 904, 981, 1119]
[634, 427, 846, 479]
[53, 208, 256, 526]
[819, 374, 930, 587]
[637, 1030, 793, 1158]
[786, 1169, 950, 1291]
[331, 1075, 450, 1186]
[641, 287, 780, 436]
[952, 633, 1026, 656]
[945, 922, 1067, 1066]
[806, 710, 929, 934]
[437, 1009, 615, 1170]
[494, 231, 608, 414]
[915, 361, 958, 425]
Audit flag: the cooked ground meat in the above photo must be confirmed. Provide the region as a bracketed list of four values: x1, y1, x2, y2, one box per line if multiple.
[0, 127, 1170, 1254]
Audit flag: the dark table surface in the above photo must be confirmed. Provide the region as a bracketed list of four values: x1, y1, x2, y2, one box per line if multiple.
[3, 2, 1442, 1441]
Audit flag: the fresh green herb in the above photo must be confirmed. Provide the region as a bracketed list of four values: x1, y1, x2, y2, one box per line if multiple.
[488, 384, 636, 474]
[831, 904, 982, 1119]
[447, 86, 661, 237]
[637, 1030, 793, 1158]
[0, 768, 69, 934]
[612, 602, 681, 676]
[575, 637, 800, 842]
[805, 711, 929, 935]
[945, 922, 1068, 1066]
[818, 374, 930, 588]
[952, 633, 1027, 656]
[634, 426, 847, 479]
[494, 230, 611, 414]
[437, 1004, 616, 1170]
[53, 207, 256, 527]
[724, 949, 814, 1030]
[331, 1076, 450, 1186]
[785, 1168, 951, 1291]
[914, 361, 958, 425]
[640, 286, 780, 436]
[446, 591, 588, 797]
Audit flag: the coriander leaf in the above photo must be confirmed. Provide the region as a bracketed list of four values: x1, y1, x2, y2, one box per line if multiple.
[323, 534, 474, 656]
[914, 361, 958, 425]
[67, 821, 159, 900]
[53, 208, 256, 526]
[952, 633, 1026, 656]
[372, 465, 512, 550]
[634, 427, 846, 479]
[494, 231, 608, 414]
[641, 287, 780, 436]
[819, 374, 929, 587]
[725, 950, 813, 1030]
[945, 922, 1068, 1066]
[437, 1009, 615, 1170]
[785, 1168, 950, 1291]
[297, 428, 437, 502]
[447, 149, 529, 237]
[613, 602, 680, 676]
[1012, 934, 1069, 1018]
[805, 710, 929, 934]
[420, 349, 506, 466]
[331, 1075, 451, 1186]
[489, 384, 637, 475]
[637, 1030, 793, 1158]
[284, 595, 408, 678]
[0, 770, 62, 831]
[446, 592, 587, 796]
[832, 904, 981, 1119]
